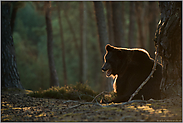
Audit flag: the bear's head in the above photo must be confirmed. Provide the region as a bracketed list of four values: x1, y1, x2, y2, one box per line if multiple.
[102, 44, 128, 77]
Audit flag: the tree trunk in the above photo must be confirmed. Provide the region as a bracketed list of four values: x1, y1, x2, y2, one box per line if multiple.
[10, 2, 18, 34]
[128, 2, 136, 47]
[82, 2, 88, 83]
[155, 1, 182, 98]
[105, 2, 114, 45]
[57, 3, 67, 86]
[94, 1, 109, 56]
[2, 2, 23, 89]
[10, 2, 25, 34]
[94, 1, 112, 91]
[111, 2, 124, 46]
[121, 2, 126, 46]
[135, 2, 145, 48]
[142, 2, 149, 49]
[45, 1, 59, 87]
[79, 2, 84, 84]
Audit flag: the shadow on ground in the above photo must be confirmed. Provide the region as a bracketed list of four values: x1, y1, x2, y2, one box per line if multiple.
[1, 89, 182, 122]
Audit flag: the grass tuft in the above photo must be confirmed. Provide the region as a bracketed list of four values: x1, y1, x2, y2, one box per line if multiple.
[28, 82, 100, 102]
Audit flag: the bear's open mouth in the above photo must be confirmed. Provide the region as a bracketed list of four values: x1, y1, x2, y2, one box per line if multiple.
[106, 69, 112, 76]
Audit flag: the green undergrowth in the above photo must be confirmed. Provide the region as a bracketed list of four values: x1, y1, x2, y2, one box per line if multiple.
[28, 83, 101, 102]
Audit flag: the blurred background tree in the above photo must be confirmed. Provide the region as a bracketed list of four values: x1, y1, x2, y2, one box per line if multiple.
[45, 1, 59, 87]
[56, 2, 67, 86]
[10, 1, 161, 92]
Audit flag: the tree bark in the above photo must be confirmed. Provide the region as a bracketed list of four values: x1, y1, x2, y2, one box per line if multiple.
[57, 3, 67, 86]
[45, 1, 59, 87]
[2, 2, 23, 89]
[155, 1, 182, 98]
[111, 2, 124, 46]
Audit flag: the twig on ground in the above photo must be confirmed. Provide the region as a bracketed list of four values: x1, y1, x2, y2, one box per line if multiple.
[65, 104, 83, 110]
[128, 48, 159, 102]
[63, 100, 80, 104]
[121, 100, 146, 106]
[99, 100, 147, 108]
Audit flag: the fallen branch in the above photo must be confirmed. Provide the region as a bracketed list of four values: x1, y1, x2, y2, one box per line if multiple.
[63, 100, 80, 104]
[121, 100, 146, 106]
[65, 103, 83, 110]
[128, 49, 159, 102]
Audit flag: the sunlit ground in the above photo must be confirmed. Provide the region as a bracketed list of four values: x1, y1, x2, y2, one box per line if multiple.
[1, 90, 182, 122]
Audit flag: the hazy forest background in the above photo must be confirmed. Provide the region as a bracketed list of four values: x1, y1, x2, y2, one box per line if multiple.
[11, 1, 160, 92]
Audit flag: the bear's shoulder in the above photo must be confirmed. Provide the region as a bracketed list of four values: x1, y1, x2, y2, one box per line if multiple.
[106, 44, 150, 56]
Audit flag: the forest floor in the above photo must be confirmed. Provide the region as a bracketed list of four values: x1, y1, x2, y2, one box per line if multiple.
[1, 89, 182, 122]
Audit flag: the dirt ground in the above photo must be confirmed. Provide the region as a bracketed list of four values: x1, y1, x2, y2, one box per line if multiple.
[1, 89, 182, 122]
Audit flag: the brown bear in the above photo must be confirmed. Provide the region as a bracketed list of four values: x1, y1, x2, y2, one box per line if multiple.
[102, 44, 162, 103]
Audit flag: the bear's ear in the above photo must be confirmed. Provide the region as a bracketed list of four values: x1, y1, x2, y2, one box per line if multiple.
[105, 44, 114, 51]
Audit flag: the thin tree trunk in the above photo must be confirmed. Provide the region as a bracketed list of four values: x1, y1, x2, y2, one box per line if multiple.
[79, 2, 84, 84]
[155, 1, 182, 99]
[121, 2, 126, 46]
[45, 1, 59, 87]
[128, 2, 136, 47]
[143, 2, 149, 49]
[135, 2, 145, 48]
[57, 3, 67, 86]
[82, 2, 88, 83]
[94, 1, 112, 91]
[2, 2, 23, 89]
[111, 2, 124, 46]
[94, 1, 109, 56]
[105, 1, 114, 45]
